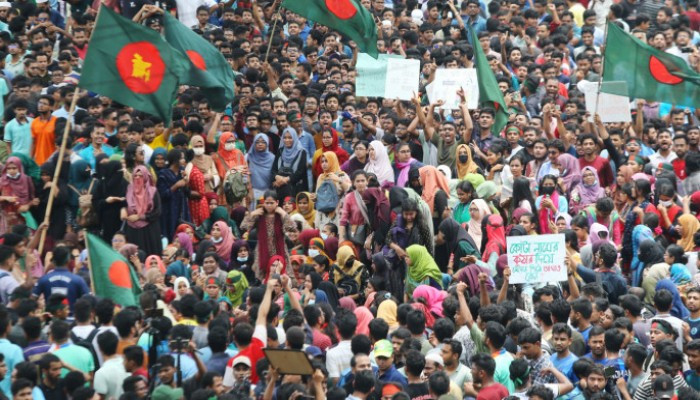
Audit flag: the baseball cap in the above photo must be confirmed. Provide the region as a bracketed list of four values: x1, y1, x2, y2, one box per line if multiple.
[374, 339, 393, 358]
[152, 385, 184, 400]
[652, 374, 675, 399]
[232, 355, 251, 368]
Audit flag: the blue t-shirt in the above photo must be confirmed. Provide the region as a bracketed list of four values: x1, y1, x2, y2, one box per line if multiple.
[686, 316, 700, 340]
[684, 370, 700, 391]
[33, 268, 90, 312]
[551, 352, 579, 384]
[579, 326, 592, 353]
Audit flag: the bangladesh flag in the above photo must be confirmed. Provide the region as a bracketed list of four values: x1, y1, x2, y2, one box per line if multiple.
[282, 0, 378, 58]
[469, 27, 508, 135]
[603, 22, 700, 108]
[162, 13, 235, 112]
[86, 233, 141, 306]
[79, 7, 190, 124]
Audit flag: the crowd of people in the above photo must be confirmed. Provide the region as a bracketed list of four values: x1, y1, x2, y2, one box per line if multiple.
[0, 0, 697, 399]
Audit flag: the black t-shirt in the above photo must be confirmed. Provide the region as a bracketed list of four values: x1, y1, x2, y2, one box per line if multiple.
[39, 382, 67, 400]
[406, 382, 430, 400]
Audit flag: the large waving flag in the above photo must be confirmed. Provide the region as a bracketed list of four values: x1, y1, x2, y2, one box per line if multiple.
[282, 0, 378, 58]
[603, 22, 700, 108]
[86, 233, 141, 306]
[469, 26, 509, 135]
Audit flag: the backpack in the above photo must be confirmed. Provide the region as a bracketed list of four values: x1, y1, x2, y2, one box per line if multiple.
[316, 179, 339, 213]
[70, 326, 101, 368]
[223, 169, 248, 204]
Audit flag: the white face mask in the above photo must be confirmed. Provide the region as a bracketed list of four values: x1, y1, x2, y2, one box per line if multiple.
[6, 173, 19, 179]
[193, 147, 205, 156]
[320, 232, 328, 241]
[308, 249, 320, 258]
[224, 143, 235, 151]
[660, 200, 673, 207]
[212, 236, 223, 244]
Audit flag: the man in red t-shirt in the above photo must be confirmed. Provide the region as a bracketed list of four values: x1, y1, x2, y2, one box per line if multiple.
[471, 353, 509, 400]
[222, 277, 275, 389]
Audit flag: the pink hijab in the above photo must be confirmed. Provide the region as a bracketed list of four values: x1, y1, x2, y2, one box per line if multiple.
[557, 153, 582, 195]
[176, 232, 194, 255]
[339, 296, 357, 311]
[354, 307, 373, 336]
[213, 221, 235, 264]
[412, 285, 447, 317]
[126, 165, 156, 228]
[145, 255, 166, 274]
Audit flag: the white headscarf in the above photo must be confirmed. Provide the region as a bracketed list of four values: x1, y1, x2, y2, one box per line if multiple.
[173, 277, 191, 300]
[364, 140, 395, 186]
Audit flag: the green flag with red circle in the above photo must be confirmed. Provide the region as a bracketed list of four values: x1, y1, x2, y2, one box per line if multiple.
[78, 7, 190, 124]
[162, 12, 235, 112]
[282, 0, 378, 58]
[86, 233, 141, 307]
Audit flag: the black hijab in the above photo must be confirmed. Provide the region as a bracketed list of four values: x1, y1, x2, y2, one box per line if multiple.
[438, 218, 477, 255]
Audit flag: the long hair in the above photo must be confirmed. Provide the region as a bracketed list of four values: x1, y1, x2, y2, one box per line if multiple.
[511, 177, 536, 216]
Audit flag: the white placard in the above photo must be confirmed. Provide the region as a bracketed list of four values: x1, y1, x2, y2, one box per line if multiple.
[506, 234, 567, 284]
[384, 58, 421, 101]
[579, 80, 632, 123]
[427, 68, 479, 110]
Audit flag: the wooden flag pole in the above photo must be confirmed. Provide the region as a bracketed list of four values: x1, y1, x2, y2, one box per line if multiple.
[83, 231, 96, 294]
[37, 86, 81, 256]
[594, 18, 610, 116]
[264, 0, 282, 63]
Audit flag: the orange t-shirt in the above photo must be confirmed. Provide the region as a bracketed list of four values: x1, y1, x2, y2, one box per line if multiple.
[31, 116, 57, 166]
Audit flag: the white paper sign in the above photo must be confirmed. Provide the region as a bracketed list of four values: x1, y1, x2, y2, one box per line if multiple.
[506, 234, 567, 284]
[427, 68, 479, 110]
[579, 80, 632, 123]
[384, 58, 421, 100]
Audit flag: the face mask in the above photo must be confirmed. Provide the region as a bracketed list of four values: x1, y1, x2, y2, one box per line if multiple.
[660, 200, 673, 207]
[584, 181, 596, 188]
[6, 173, 19, 179]
[224, 143, 235, 151]
[458, 154, 469, 164]
[308, 249, 320, 258]
[193, 147, 205, 156]
[212, 237, 223, 244]
[320, 233, 328, 241]
[237, 256, 248, 263]
[541, 186, 555, 196]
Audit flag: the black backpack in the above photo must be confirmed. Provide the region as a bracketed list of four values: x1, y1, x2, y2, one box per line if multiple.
[70, 326, 101, 368]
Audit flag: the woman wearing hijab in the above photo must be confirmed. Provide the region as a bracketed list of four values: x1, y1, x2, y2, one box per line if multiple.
[198, 206, 240, 239]
[121, 165, 162, 256]
[405, 244, 444, 299]
[229, 240, 255, 284]
[156, 149, 190, 240]
[412, 285, 447, 319]
[145, 255, 166, 274]
[642, 263, 670, 304]
[224, 270, 249, 309]
[639, 239, 669, 300]
[175, 232, 194, 258]
[376, 298, 399, 330]
[173, 276, 191, 300]
[210, 220, 235, 265]
[418, 166, 450, 219]
[189, 135, 219, 193]
[555, 153, 582, 196]
[35, 161, 70, 246]
[362, 187, 391, 250]
[293, 192, 316, 228]
[93, 160, 128, 241]
[150, 148, 168, 173]
[354, 307, 373, 336]
[246, 133, 276, 204]
[628, 224, 655, 286]
[678, 214, 700, 252]
[455, 144, 479, 180]
[311, 128, 349, 178]
[272, 127, 309, 200]
[333, 245, 368, 299]
[570, 166, 607, 215]
[482, 215, 507, 271]
[318, 280, 340, 310]
[213, 131, 247, 180]
[67, 159, 93, 225]
[185, 148, 210, 226]
[0, 156, 36, 234]
[475, 181, 499, 214]
[393, 142, 422, 187]
[436, 218, 481, 274]
[467, 199, 492, 252]
[364, 140, 394, 187]
[315, 151, 351, 228]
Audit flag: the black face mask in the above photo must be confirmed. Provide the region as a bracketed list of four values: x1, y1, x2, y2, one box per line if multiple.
[541, 186, 555, 195]
[458, 154, 469, 164]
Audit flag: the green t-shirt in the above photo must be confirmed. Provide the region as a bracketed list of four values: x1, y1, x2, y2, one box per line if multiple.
[54, 344, 95, 377]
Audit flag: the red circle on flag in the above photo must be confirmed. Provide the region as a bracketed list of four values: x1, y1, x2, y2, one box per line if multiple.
[325, 0, 357, 20]
[187, 50, 207, 70]
[649, 55, 683, 85]
[115, 41, 165, 94]
[109, 260, 133, 289]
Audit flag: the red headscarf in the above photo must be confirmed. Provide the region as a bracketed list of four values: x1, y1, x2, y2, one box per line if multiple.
[312, 129, 349, 177]
[215, 131, 246, 178]
[483, 214, 506, 262]
[354, 306, 373, 336]
[264, 255, 286, 283]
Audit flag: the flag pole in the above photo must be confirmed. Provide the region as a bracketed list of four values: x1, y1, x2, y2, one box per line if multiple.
[594, 18, 610, 116]
[83, 231, 96, 294]
[37, 85, 81, 256]
[264, 0, 282, 63]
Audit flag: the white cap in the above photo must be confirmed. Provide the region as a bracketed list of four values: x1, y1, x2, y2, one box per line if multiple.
[36, 0, 48, 3]
[425, 351, 444, 367]
[0, 2, 11, 8]
[411, 9, 423, 25]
